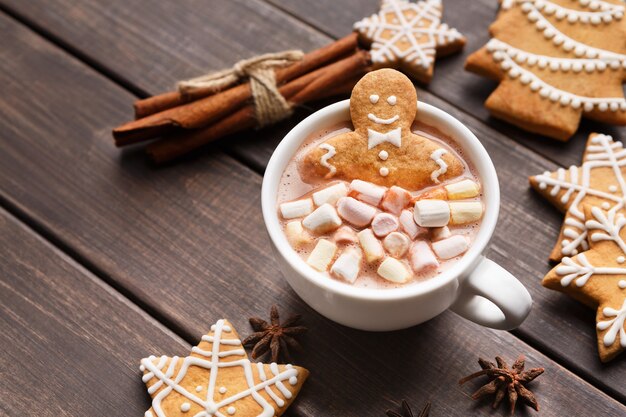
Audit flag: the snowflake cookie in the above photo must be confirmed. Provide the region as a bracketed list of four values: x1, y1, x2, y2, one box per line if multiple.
[466, 0, 626, 140]
[140, 319, 308, 417]
[354, 0, 465, 83]
[301, 68, 463, 189]
[530, 133, 626, 261]
[543, 205, 626, 362]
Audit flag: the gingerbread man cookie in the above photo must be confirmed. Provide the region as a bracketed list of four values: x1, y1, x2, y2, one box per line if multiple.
[354, 0, 466, 84]
[544, 205, 626, 362]
[301, 69, 463, 189]
[466, 0, 626, 141]
[140, 319, 308, 417]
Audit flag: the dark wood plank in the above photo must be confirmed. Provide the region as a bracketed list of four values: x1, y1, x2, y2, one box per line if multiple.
[1, 8, 626, 409]
[0, 0, 332, 171]
[265, 0, 626, 169]
[0, 207, 191, 415]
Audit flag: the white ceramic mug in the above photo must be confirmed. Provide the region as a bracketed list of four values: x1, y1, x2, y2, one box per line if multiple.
[261, 100, 532, 331]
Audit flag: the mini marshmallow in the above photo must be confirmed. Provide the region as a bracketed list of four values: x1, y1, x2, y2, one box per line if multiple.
[333, 226, 358, 244]
[413, 187, 447, 201]
[413, 199, 450, 227]
[449, 201, 484, 225]
[432, 235, 469, 259]
[445, 179, 480, 200]
[381, 186, 412, 215]
[350, 179, 387, 206]
[377, 257, 411, 283]
[383, 232, 410, 258]
[330, 248, 362, 283]
[371, 213, 399, 237]
[357, 229, 384, 262]
[302, 203, 342, 233]
[307, 239, 337, 271]
[409, 241, 439, 272]
[312, 182, 348, 206]
[430, 226, 451, 241]
[399, 209, 423, 239]
[337, 197, 377, 227]
[280, 198, 313, 219]
[285, 221, 311, 246]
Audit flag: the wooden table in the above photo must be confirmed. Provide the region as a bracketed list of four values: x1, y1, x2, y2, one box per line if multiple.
[1, 1, 624, 415]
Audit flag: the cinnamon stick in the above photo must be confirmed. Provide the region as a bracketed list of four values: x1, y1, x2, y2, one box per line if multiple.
[146, 51, 370, 163]
[131, 33, 359, 119]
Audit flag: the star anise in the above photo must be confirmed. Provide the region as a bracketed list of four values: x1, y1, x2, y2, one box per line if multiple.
[242, 305, 307, 363]
[386, 400, 431, 417]
[459, 355, 544, 415]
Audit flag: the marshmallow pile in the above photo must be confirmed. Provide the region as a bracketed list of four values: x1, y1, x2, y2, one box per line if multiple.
[279, 178, 482, 285]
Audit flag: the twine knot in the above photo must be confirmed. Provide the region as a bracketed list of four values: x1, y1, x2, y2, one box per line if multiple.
[177, 50, 304, 127]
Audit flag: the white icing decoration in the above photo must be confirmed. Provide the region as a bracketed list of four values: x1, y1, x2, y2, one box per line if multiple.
[196, 385, 203, 392]
[380, 167, 390, 177]
[141, 320, 299, 417]
[378, 150, 389, 160]
[180, 402, 191, 412]
[597, 299, 626, 347]
[387, 95, 397, 105]
[534, 135, 626, 256]
[485, 39, 626, 112]
[618, 256, 626, 264]
[370, 94, 379, 104]
[219, 386, 227, 394]
[502, 0, 624, 24]
[620, 279, 626, 288]
[367, 127, 402, 149]
[430, 148, 448, 183]
[353, 0, 464, 70]
[227, 406, 236, 415]
[367, 113, 400, 125]
[319, 144, 336, 176]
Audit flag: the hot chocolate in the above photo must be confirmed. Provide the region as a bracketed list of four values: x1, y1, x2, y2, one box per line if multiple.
[276, 69, 484, 289]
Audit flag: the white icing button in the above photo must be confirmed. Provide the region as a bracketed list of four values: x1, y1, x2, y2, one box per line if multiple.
[618, 256, 626, 264]
[369, 94, 379, 104]
[380, 167, 389, 177]
[181, 402, 191, 412]
[378, 150, 389, 160]
[227, 406, 236, 415]
[619, 280, 626, 289]
[140, 365, 145, 371]
[599, 102, 608, 112]
[196, 385, 203, 392]
[602, 202, 611, 210]
[387, 95, 397, 105]
[289, 376, 298, 385]
[219, 386, 227, 394]
[609, 185, 618, 193]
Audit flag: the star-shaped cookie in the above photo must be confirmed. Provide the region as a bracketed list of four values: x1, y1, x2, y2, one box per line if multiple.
[140, 319, 308, 417]
[530, 133, 626, 261]
[544, 205, 626, 362]
[465, 0, 626, 140]
[354, 0, 465, 83]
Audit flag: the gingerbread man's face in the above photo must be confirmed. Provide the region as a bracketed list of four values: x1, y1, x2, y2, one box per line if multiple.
[349, 68, 417, 137]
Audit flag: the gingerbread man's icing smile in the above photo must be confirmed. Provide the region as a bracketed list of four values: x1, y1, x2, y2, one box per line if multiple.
[301, 69, 463, 189]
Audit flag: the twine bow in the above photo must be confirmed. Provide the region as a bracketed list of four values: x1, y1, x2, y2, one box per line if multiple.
[177, 50, 304, 127]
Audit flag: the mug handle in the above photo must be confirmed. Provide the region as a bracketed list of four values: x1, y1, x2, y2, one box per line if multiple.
[450, 256, 532, 330]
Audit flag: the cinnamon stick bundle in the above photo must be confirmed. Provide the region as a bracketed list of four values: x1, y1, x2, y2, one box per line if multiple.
[146, 51, 370, 163]
[114, 33, 360, 146]
[133, 33, 359, 119]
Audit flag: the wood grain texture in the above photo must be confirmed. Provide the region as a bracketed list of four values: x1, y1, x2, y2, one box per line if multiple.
[0, 0, 333, 171]
[266, 0, 626, 168]
[0, 1, 625, 412]
[0, 208, 191, 416]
